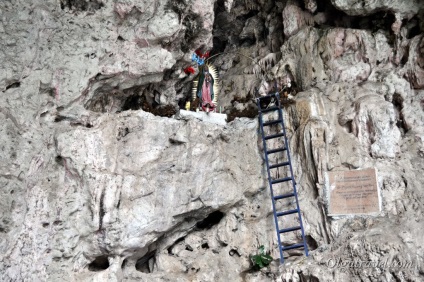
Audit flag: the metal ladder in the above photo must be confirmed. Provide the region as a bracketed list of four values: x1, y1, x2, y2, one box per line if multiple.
[256, 93, 308, 263]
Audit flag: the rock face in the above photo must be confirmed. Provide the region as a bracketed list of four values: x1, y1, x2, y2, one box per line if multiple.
[1, 0, 424, 281]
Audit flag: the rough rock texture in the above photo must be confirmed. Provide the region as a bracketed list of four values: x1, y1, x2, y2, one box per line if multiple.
[1, 0, 424, 281]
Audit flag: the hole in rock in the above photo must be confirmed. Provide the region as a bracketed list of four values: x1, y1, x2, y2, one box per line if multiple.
[400, 45, 410, 66]
[226, 102, 258, 122]
[229, 249, 241, 257]
[121, 259, 127, 269]
[201, 243, 209, 249]
[185, 245, 194, 251]
[135, 251, 156, 273]
[344, 120, 353, 133]
[405, 16, 421, 39]
[55, 156, 63, 165]
[121, 94, 143, 111]
[392, 93, 408, 133]
[53, 220, 62, 225]
[305, 235, 318, 251]
[313, 0, 396, 33]
[5, 81, 21, 91]
[212, 37, 227, 54]
[195, 210, 224, 230]
[54, 115, 69, 122]
[84, 82, 176, 117]
[168, 236, 185, 255]
[88, 255, 110, 271]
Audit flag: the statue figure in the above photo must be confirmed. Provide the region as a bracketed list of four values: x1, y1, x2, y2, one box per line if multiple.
[196, 65, 215, 112]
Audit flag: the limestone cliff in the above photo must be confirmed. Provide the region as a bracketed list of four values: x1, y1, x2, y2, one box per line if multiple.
[1, 0, 424, 281]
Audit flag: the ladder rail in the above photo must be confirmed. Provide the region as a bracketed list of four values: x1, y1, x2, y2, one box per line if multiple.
[256, 92, 308, 263]
[257, 98, 285, 264]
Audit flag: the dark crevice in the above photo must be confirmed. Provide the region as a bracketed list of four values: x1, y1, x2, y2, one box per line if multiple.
[298, 273, 321, 282]
[135, 251, 156, 273]
[60, 0, 104, 12]
[54, 115, 93, 128]
[305, 235, 319, 251]
[88, 256, 109, 271]
[400, 44, 410, 66]
[392, 271, 403, 282]
[168, 236, 186, 255]
[55, 156, 64, 165]
[226, 93, 258, 122]
[345, 120, 353, 133]
[212, 36, 227, 54]
[117, 127, 130, 140]
[84, 82, 176, 117]
[195, 210, 224, 230]
[121, 94, 143, 111]
[201, 243, 209, 249]
[99, 189, 105, 230]
[5, 81, 20, 90]
[163, 68, 175, 81]
[310, 0, 397, 35]
[229, 249, 241, 257]
[54, 115, 69, 122]
[392, 93, 409, 134]
[405, 16, 421, 39]
[239, 37, 256, 47]
[121, 259, 127, 269]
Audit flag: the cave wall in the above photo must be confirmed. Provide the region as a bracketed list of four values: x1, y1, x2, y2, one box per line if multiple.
[1, 0, 424, 281]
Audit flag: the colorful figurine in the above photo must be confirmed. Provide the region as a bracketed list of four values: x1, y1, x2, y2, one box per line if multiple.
[196, 65, 215, 113]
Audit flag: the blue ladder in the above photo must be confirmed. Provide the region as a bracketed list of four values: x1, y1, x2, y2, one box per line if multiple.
[256, 93, 309, 264]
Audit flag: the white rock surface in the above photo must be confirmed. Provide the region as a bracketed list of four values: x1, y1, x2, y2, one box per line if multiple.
[1, 0, 424, 281]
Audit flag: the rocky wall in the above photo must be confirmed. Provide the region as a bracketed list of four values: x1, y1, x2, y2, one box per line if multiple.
[1, 0, 424, 281]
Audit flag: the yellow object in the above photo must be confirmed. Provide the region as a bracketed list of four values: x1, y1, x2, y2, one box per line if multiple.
[185, 101, 191, 111]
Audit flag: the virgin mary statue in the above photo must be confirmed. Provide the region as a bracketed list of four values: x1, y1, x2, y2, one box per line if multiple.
[196, 65, 215, 112]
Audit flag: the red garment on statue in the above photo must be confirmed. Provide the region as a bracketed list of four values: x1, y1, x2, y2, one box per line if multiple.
[201, 81, 215, 111]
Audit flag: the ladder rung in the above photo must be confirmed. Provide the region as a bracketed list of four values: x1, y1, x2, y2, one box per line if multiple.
[258, 93, 278, 100]
[267, 147, 286, 154]
[279, 226, 301, 233]
[264, 132, 285, 140]
[281, 243, 304, 251]
[263, 119, 281, 126]
[274, 193, 295, 200]
[260, 106, 279, 113]
[269, 161, 290, 169]
[276, 209, 298, 217]
[271, 177, 292, 184]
